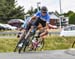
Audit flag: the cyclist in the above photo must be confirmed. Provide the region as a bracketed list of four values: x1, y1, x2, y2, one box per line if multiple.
[29, 6, 50, 39]
[30, 6, 57, 39]
[18, 6, 53, 39]
[17, 6, 57, 50]
[25, 6, 50, 50]
[17, 14, 34, 38]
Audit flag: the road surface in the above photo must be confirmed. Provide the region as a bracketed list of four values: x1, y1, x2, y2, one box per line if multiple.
[0, 50, 75, 59]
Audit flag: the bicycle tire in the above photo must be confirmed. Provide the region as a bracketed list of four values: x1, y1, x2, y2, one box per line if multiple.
[37, 38, 44, 51]
[72, 41, 75, 48]
[31, 37, 44, 51]
[18, 32, 33, 53]
[14, 31, 26, 52]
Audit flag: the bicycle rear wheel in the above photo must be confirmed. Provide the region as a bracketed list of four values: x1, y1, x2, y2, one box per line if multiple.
[37, 38, 44, 51]
[32, 37, 44, 51]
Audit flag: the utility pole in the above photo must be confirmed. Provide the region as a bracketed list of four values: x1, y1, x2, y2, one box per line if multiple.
[59, 0, 62, 29]
[59, 0, 62, 14]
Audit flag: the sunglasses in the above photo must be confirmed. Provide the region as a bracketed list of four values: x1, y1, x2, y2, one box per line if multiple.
[42, 12, 47, 14]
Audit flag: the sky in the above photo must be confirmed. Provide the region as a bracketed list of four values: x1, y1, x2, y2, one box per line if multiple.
[16, 0, 75, 13]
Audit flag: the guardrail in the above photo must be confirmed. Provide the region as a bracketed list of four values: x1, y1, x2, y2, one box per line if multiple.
[48, 32, 60, 35]
[0, 31, 60, 36]
[0, 32, 19, 37]
[0, 32, 19, 34]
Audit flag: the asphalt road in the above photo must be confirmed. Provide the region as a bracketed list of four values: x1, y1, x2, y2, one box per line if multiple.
[0, 50, 75, 59]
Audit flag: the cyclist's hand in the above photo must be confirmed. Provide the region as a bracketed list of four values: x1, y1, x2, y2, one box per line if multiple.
[17, 34, 20, 38]
[17, 27, 22, 31]
[48, 24, 57, 29]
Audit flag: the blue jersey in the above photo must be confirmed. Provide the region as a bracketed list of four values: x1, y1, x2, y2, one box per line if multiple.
[21, 17, 31, 29]
[34, 11, 50, 23]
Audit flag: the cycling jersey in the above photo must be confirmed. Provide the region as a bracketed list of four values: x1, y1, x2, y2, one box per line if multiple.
[34, 11, 50, 23]
[21, 17, 31, 29]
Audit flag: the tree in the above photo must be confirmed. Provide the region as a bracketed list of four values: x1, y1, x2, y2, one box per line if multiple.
[62, 10, 75, 24]
[26, 7, 34, 16]
[54, 11, 60, 16]
[0, 0, 25, 23]
[63, 11, 74, 17]
[34, 8, 38, 13]
[26, 6, 41, 16]
[34, 7, 40, 13]
[69, 13, 75, 24]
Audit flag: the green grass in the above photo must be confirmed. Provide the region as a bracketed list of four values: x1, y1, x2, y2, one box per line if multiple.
[0, 36, 75, 52]
[0, 38, 18, 52]
[43, 36, 75, 50]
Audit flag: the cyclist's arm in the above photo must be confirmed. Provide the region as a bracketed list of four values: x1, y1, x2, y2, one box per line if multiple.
[31, 11, 40, 20]
[46, 16, 57, 29]
[45, 23, 50, 29]
[31, 16, 36, 20]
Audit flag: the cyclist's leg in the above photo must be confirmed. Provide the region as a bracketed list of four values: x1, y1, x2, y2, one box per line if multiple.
[31, 18, 47, 39]
[19, 22, 32, 39]
[36, 18, 47, 38]
[29, 17, 42, 36]
[17, 23, 32, 48]
[39, 28, 48, 49]
[26, 23, 32, 32]
[28, 18, 46, 51]
[37, 22, 48, 50]
[17, 22, 28, 39]
[27, 20, 39, 51]
[40, 28, 48, 38]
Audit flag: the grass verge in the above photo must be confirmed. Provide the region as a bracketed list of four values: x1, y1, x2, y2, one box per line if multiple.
[0, 36, 75, 52]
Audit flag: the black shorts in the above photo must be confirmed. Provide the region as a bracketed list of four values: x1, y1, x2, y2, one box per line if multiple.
[33, 17, 46, 27]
